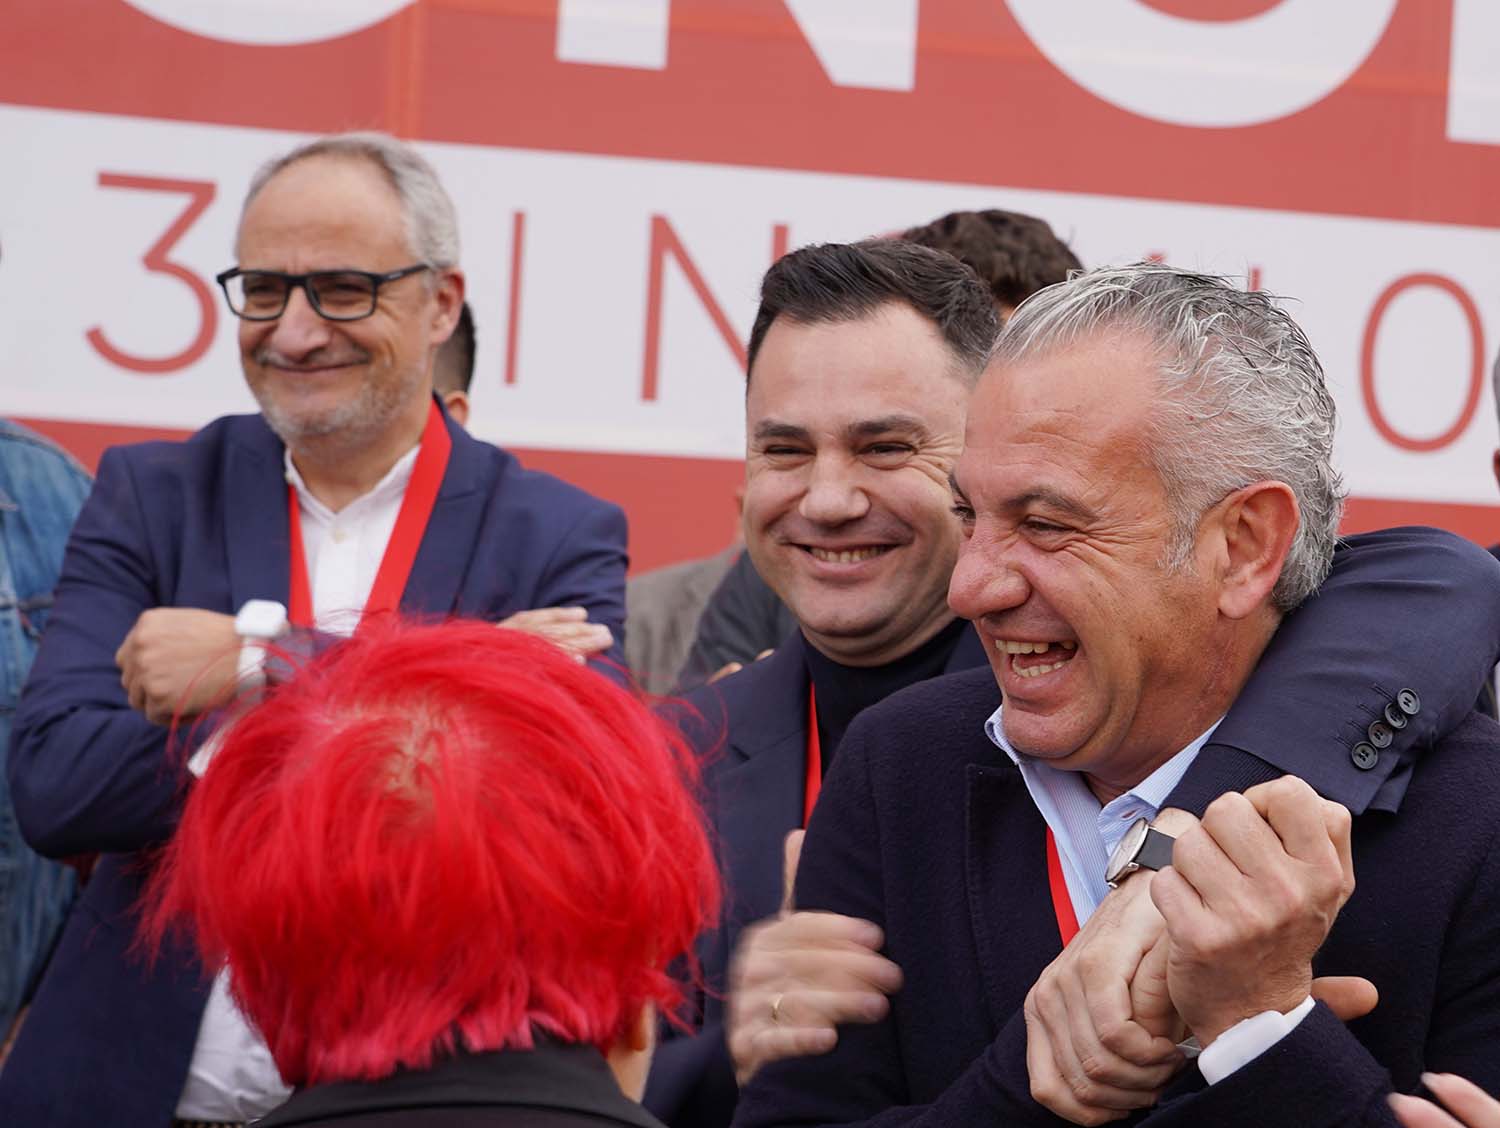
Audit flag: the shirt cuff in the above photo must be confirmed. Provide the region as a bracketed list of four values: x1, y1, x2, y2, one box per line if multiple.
[1197, 996, 1315, 1084]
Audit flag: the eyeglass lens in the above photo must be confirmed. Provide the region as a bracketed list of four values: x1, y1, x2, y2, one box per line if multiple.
[227, 272, 379, 319]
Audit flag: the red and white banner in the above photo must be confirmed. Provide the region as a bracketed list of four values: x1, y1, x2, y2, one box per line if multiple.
[5, 0, 1499, 566]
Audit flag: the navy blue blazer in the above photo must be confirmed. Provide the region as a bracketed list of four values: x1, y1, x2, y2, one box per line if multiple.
[648, 528, 1500, 1128]
[644, 626, 988, 1128]
[735, 670, 1500, 1127]
[0, 405, 627, 1128]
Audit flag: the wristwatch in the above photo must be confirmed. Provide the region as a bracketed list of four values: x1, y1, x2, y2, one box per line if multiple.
[235, 599, 289, 685]
[235, 599, 289, 642]
[1104, 817, 1176, 888]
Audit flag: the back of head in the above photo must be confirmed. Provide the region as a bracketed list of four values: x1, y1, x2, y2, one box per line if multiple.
[145, 619, 718, 1086]
[746, 239, 999, 383]
[992, 263, 1345, 610]
[901, 209, 1081, 312]
[243, 131, 460, 268]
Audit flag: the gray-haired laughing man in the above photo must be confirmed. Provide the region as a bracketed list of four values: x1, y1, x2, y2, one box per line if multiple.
[732, 263, 1500, 1128]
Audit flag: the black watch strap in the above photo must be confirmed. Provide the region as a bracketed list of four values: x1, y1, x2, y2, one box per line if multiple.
[1136, 827, 1176, 872]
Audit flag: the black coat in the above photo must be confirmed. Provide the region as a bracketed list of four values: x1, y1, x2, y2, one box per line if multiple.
[735, 671, 1500, 1127]
[255, 1043, 663, 1128]
[647, 528, 1500, 1128]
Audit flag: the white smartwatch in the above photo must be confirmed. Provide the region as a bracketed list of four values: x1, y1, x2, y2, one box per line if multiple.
[235, 599, 289, 642]
[235, 599, 289, 684]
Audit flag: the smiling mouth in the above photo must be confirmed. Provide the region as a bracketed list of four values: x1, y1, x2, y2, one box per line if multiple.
[995, 638, 1077, 679]
[801, 546, 893, 564]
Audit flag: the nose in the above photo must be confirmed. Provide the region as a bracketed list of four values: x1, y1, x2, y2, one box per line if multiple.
[263, 283, 334, 358]
[798, 455, 870, 527]
[948, 526, 1030, 622]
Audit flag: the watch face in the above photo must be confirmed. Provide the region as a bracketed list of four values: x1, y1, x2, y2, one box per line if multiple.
[1105, 817, 1151, 884]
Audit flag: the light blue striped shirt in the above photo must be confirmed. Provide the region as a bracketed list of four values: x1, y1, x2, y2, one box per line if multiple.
[984, 706, 1222, 924]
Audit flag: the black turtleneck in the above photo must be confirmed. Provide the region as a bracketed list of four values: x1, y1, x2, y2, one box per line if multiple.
[804, 616, 972, 775]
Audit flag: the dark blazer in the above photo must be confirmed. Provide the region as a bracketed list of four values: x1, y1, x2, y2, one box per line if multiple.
[0, 405, 628, 1128]
[648, 528, 1500, 1128]
[735, 670, 1500, 1127]
[645, 626, 986, 1127]
[255, 1043, 664, 1128]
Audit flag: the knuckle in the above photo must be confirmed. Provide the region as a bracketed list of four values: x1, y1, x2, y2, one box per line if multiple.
[1204, 791, 1246, 824]
[1096, 1019, 1135, 1056]
[1324, 801, 1352, 835]
[1077, 1051, 1113, 1083]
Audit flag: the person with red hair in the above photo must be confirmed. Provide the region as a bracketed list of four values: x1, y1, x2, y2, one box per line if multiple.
[145, 617, 720, 1127]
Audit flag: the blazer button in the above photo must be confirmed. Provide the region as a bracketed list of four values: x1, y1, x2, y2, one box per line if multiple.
[1382, 702, 1408, 730]
[1396, 688, 1421, 716]
[1351, 742, 1379, 771]
[1367, 720, 1394, 749]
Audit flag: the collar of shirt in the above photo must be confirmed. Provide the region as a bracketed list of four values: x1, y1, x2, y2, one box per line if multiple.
[283, 443, 420, 526]
[984, 706, 1223, 924]
[282, 444, 420, 636]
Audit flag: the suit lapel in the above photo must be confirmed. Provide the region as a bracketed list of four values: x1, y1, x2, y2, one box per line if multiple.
[402, 406, 496, 616]
[964, 761, 1064, 1030]
[223, 418, 293, 609]
[714, 636, 812, 929]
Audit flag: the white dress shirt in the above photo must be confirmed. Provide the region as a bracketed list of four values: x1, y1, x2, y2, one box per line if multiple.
[175, 445, 418, 1121]
[984, 705, 1313, 1084]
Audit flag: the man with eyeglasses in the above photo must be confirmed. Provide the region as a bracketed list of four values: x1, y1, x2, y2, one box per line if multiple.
[1, 132, 627, 1128]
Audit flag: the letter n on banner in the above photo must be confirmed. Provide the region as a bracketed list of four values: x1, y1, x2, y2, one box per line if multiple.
[641, 216, 790, 401]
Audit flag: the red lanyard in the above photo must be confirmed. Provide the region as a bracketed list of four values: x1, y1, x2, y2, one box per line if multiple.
[803, 685, 822, 827]
[803, 681, 1078, 947]
[1046, 830, 1080, 946]
[286, 399, 452, 629]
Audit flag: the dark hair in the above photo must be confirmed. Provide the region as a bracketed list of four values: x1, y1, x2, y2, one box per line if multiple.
[900, 209, 1082, 310]
[746, 240, 999, 381]
[433, 300, 475, 395]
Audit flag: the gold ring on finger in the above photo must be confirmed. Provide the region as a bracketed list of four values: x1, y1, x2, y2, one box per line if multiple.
[770, 993, 785, 1024]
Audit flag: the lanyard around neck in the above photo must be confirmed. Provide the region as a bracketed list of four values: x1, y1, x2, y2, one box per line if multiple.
[806, 682, 1079, 946]
[286, 399, 452, 629]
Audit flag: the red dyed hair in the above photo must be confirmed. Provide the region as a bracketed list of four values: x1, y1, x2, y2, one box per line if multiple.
[144, 617, 720, 1086]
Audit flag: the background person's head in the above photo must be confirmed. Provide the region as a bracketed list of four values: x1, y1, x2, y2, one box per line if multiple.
[145, 619, 719, 1098]
[742, 240, 999, 667]
[228, 132, 465, 461]
[432, 300, 476, 426]
[900, 208, 1082, 318]
[950, 264, 1343, 793]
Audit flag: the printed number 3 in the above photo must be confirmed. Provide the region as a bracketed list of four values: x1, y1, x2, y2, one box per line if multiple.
[86, 173, 217, 374]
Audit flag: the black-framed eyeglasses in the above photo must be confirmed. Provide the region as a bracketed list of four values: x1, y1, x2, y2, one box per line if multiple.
[215, 264, 432, 322]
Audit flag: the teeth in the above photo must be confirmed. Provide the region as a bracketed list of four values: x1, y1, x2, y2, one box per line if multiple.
[1013, 660, 1068, 678]
[995, 639, 1076, 655]
[809, 547, 886, 564]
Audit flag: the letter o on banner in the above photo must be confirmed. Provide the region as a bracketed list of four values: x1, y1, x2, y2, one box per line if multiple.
[1360, 273, 1485, 453]
[120, 0, 416, 45]
[1005, 0, 1399, 127]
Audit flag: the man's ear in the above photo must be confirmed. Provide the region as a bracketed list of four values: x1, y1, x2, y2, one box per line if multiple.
[441, 389, 470, 429]
[1206, 480, 1299, 620]
[429, 267, 466, 347]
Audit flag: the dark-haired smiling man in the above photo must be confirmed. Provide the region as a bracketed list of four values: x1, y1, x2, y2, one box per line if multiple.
[643, 242, 1500, 1128]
